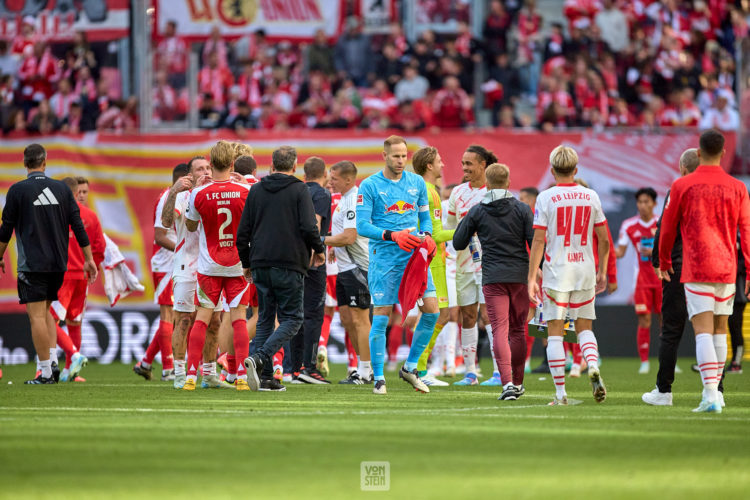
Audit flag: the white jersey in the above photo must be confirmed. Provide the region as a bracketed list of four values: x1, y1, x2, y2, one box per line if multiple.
[151, 188, 175, 273]
[533, 183, 607, 292]
[331, 186, 369, 272]
[172, 190, 200, 282]
[446, 182, 485, 274]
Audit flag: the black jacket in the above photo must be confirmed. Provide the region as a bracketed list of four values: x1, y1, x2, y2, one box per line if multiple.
[453, 189, 533, 285]
[0, 171, 89, 272]
[236, 173, 325, 276]
[652, 190, 682, 271]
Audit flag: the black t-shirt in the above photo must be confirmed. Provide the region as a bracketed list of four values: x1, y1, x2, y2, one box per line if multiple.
[0, 171, 89, 272]
[307, 182, 331, 237]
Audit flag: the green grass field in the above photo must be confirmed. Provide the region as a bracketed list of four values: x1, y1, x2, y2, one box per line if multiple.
[1, 358, 749, 499]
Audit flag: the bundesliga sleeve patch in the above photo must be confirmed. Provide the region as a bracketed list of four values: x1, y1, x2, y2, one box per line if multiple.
[357, 194, 363, 206]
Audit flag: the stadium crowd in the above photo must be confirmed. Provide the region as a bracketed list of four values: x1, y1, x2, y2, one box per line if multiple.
[0, 0, 747, 137]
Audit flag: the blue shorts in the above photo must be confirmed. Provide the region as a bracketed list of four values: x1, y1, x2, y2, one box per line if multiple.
[368, 257, 436, 307]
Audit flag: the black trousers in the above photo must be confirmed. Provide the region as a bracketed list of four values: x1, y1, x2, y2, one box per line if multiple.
[291, 265, 326, 372]
[656, 267, 687, 393]
[253, 267, 305, 378]
[728, 301, 746, 363]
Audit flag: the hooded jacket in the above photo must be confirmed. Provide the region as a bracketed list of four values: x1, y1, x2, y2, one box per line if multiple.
[236, 173, 325, 276]
[453, 189, 534, 285]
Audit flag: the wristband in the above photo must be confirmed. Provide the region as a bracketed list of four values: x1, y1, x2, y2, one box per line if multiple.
[383, 230, 393, 241]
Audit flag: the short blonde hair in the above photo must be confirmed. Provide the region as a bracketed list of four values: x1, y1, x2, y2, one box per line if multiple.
[412, 146, 438, 176]
[486, 163, 510, 189]
[549, 145, 578, 174]
[233, 142, 254, 159]
[384, 135, 407, 151]
[211, 140, 235, 172]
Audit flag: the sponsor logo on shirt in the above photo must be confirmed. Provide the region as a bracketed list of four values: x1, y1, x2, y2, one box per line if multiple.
[433, 209, 441, 219]
[347, 210, 355, 220]
[357, 194, 363, 206]
[384, 201, 415, 215]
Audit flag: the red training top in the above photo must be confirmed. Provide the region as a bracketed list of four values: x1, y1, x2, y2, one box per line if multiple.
[659, 165, 750, 284]
[66, 202, 106, 279]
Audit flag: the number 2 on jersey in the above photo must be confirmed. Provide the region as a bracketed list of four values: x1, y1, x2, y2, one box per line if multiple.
[218, 208, 233, 240]
[556, 205, 591, 246]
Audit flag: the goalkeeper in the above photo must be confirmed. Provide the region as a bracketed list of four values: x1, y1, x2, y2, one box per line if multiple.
[356, 136, 439, 395]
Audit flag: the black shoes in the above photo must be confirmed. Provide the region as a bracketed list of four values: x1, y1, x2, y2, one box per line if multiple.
[133, 362, 152, 380]
[243, 354, 264, 391]
[25, 374, 56, 385]
[297, 367, 331, 384]
[51, 361, 60, 382]
[259, 377, 286, 392]
[339, 371, 365, 385]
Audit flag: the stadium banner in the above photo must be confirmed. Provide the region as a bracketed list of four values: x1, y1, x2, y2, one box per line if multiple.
[356, 0, 398, 34]
[0, 308, 705, 365]
[153, 0, 347, 41]
[0, 0, 130, 42]
[0, 130, 736, 316]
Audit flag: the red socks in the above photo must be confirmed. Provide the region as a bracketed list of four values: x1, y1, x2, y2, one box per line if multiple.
[319, 314, 332, 347]
[232, 319, 249, 377]
[68, 323, 82, 351]
[56, 324, 78, 370]
[227, 354, 237, 375]
[345, 332, 357, 369]
[143, 327, 161, 364]
[187, 320, 207, 376]
[637, 326, 650, 362]
[273, 348, 284, 368]
[388, 324, 402, 362]
[158, 321, 174, 370]
[571, 343, 583, 365]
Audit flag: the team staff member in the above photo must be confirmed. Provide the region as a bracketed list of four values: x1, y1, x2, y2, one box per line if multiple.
[412, 146, 453, 387]
[240, 146, 326, 392]
[293, 157, 332, 384]
[454, 164, 533, 400]
[0, 143, 97, 384]
[324, 161, 372, 384]
[643, 148, 699, 406]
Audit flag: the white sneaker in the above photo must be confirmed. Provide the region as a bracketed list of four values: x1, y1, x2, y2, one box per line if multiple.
[674, 364, 683, 374]
[718, 391, 726, 408]
[638, 361, 650, 374]
[569, 363, 581, 378]
[642, 387, 673, 406]
[421, 374, 449, 387]
[398, 366, 430, 393]
[692, 398, 722, 413]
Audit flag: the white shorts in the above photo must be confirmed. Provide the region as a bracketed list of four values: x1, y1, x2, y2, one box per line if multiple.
[684, 282, 736, 319]
[173, 279, 223, 313]
[446, 257, 457, 308]
[542, 288, 596, 321]
[173, 280, 197, 313]
[456, 270, 484, 306]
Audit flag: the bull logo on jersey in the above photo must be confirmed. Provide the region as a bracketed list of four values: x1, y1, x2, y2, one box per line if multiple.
[385, 201, 415, 214]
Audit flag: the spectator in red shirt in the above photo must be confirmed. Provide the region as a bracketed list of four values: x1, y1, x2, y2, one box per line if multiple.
[658, 130, 750, 412]
[202, 25, 229, 69]
[50, 79, 76, 122]
[156, 20, 188, 88]
[18, 42, 60, 106]
[198, 51, 234, 112]
[11, 16, 37, 56]
[152, 70, 179, 124]
[432, 75, 472, 128]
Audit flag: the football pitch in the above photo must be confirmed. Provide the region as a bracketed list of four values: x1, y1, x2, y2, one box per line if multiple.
[1, 359, 749, 499]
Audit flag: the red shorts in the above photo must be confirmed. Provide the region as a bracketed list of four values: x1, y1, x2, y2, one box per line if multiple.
[325, 274, 337, 307]
[248, 283, 258, 308]
[197, 273, 249, 309]
[634, 286, 662, 315]
[50, 278, 88, 322]
[153, 271, 174, 306]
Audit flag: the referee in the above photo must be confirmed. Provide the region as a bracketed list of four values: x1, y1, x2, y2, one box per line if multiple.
[0, 144, 97, 384]
[642, 148, 699, 405]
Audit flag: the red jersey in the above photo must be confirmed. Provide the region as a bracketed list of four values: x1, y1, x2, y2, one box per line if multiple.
[66, 202, 106, 280]
[659, 165, 750, 284]
[618, 215, 660, 287]
[186, 179, 250, 277]
[594, 222, 618, 285]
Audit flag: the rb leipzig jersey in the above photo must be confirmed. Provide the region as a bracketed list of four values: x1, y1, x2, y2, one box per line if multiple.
[151, 188, 176, 273]
[446, 182, 486, 274]
[186, 179, 250, 277]
[172, 190, 200, 281]
[617, 215, 660, 288]
[533, 183, 607, 292]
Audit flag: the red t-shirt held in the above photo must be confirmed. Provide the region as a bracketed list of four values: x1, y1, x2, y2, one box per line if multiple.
[659, 165, 750, 284]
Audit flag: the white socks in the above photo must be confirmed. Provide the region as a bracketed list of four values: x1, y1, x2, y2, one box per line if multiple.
[39, 359, 52, 379]
[174, 360, 186, 377]
[444, 322, 457, 369]
[203, 362, 217, 377]
[49, 348, 58, 365]
[485, 324, 499, 373]
[547, 336, 566, 399]
[358, 360, 372, 377]
[696, 333, 719, 402]
[461, 325, 478, 375]
[713, 334, 727, 380]
[578, 330, 600, 371]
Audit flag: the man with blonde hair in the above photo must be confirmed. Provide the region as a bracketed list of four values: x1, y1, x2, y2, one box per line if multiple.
[528, 145, 609, 405]
[454, 164, 534, 399]
[183, 140, 252, 391]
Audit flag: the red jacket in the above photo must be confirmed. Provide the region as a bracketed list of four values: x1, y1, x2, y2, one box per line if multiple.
[66, 202, 106, 280]
[659, 165, 750, 283]
[593, 222, 617, 284]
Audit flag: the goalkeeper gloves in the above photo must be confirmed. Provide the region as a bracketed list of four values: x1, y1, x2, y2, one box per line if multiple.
[384, 228, 421, 252]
